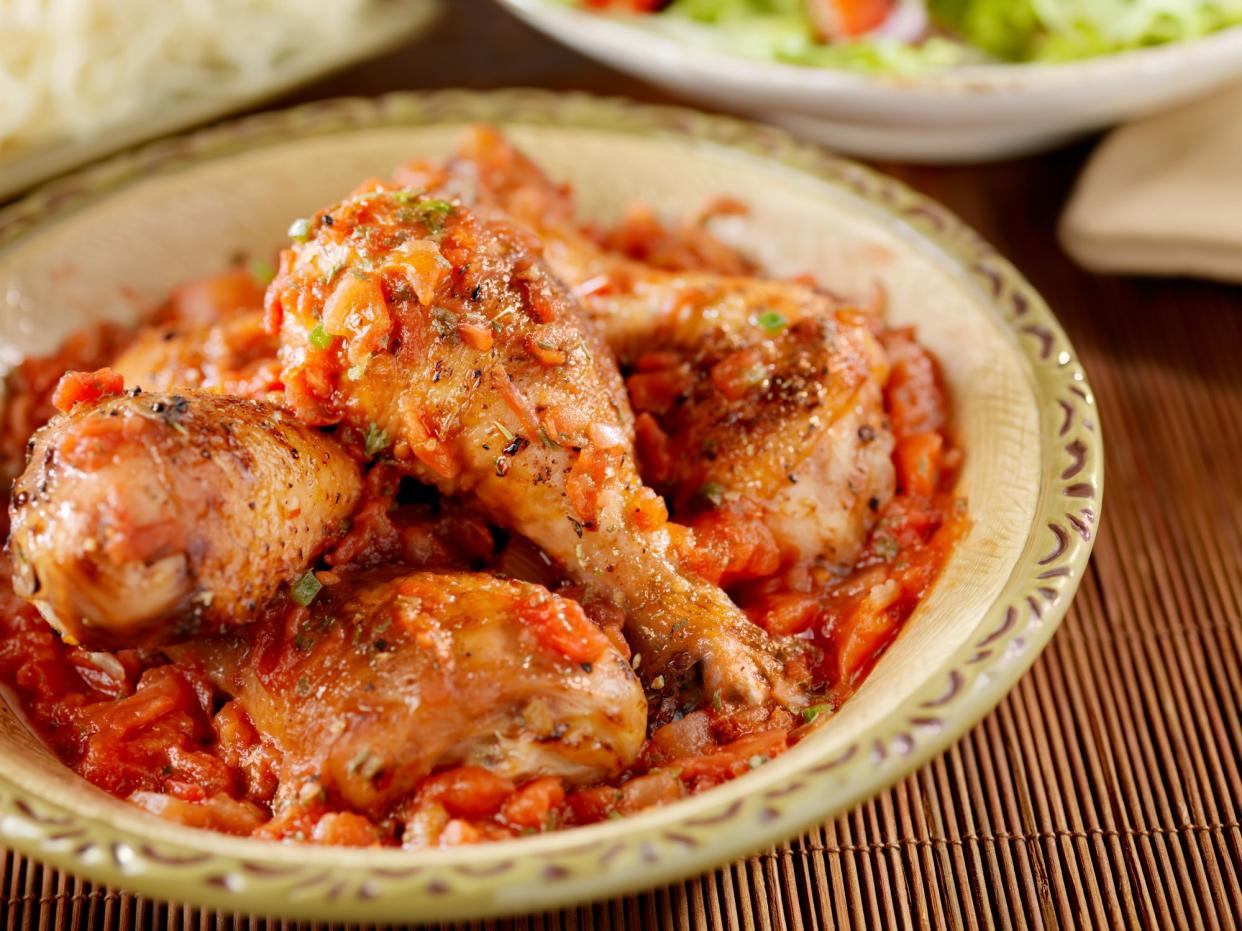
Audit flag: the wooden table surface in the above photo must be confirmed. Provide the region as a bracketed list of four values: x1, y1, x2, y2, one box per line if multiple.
[4, 2, 1242, 928]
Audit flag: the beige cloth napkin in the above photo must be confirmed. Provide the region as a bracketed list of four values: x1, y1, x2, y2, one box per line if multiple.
[1060, 81, 1242, 283]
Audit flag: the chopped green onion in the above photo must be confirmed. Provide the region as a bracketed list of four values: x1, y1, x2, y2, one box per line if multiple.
[287, 217, 312, 242]
[391, 187, 424, 204]
[291, 570, 323, 607]
[412, 199, 455, 233]
[757, 310, 787, 334]
[248, 257, 275, 285]
[697, 481, 726, 508]
[803, 703, 832, 724]
[492, 420, 516, 443]
[308, 324, 333, 351]
[418, 199, 454, 218]
[364, 422, 389, 457]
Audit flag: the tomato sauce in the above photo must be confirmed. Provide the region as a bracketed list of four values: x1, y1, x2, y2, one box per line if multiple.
[0, 221, 963, 845]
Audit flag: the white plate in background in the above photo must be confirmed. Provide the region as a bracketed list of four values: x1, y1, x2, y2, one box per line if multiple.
[0, 0, 442, 201]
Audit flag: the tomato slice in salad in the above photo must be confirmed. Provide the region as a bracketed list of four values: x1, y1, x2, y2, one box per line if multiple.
[581, 0, 668, 11]
[805, 0, 895, 39]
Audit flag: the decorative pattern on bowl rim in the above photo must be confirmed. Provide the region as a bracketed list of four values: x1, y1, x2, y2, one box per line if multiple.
[0, 90, 1102, 922]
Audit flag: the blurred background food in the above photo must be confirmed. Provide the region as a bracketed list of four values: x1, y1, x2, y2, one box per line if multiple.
[565, 0, 1242, 72]
[500, 0, 1242, 161]
[0, 0, 441, 197]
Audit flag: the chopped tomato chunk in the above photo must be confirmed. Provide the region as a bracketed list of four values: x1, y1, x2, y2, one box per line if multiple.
[677, 730, 789, 787]
[744, 590, 822, 637]
[806, 0, 893, 39]
[166, 268, 265, 326]
[895, 431, 944, 497]
[312, 811, 384, 846]
[516, 593, 613, 664]
[680, 503, 781, 587]
[502, 777, 566, 830]
[418, 767, 515, 820]
[710, 346, 769, 401]
[51, 368, 125, 413]
[883, 328, 948, 439]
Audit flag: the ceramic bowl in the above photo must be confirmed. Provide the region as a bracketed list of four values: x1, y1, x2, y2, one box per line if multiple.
[0, 0, 442, 201]
[495, 0, 1242, 163]
[0, 90, 1101, 921]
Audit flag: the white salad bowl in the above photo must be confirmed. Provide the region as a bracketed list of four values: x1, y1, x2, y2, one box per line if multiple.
[495, 0, 1242, 162]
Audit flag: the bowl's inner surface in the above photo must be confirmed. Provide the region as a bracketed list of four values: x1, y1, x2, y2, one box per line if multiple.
[0, 124, 1039, 860]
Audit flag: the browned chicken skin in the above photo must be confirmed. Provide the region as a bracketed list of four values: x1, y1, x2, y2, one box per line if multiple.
[268, 180, 800, 709]
[113, 310, 281, 400]
[175, 570, 647, 816]
[8, 390, 361, 648]
[441, 128, 896, 571]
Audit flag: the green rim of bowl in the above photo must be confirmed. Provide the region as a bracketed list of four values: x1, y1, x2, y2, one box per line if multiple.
[0, 89, 1103, 922]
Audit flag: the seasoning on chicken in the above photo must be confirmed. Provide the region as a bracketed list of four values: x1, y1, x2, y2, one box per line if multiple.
[266, 180, 803, 710]
[8, 383, 362, 648]
[175, 570, 648, 821]
[444, 127, 896, 573]
[113, 311, 280, 400]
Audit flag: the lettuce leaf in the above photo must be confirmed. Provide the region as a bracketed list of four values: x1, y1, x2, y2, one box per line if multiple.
[649, 0, 970, 73]
[928, 0, 1242, 61]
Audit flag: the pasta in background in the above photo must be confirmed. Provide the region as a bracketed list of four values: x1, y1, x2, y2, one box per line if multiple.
[0, 0, 389, 153]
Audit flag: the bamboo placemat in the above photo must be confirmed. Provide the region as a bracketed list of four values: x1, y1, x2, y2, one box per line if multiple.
[3, 8, 1241, 929]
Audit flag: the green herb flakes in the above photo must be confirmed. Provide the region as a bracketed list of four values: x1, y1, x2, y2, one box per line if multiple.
[291, 570, 323, 607]
[308, 324, 333, 351]
[803, 703, 832, 724]
[416, 199, 454, 226]
[364, 422, 390, 457]
[757, 310, 787, 333]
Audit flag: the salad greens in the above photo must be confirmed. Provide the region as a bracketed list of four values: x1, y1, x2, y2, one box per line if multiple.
[571, 0, 1242, 72]
[933, 0, 1242, 61]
